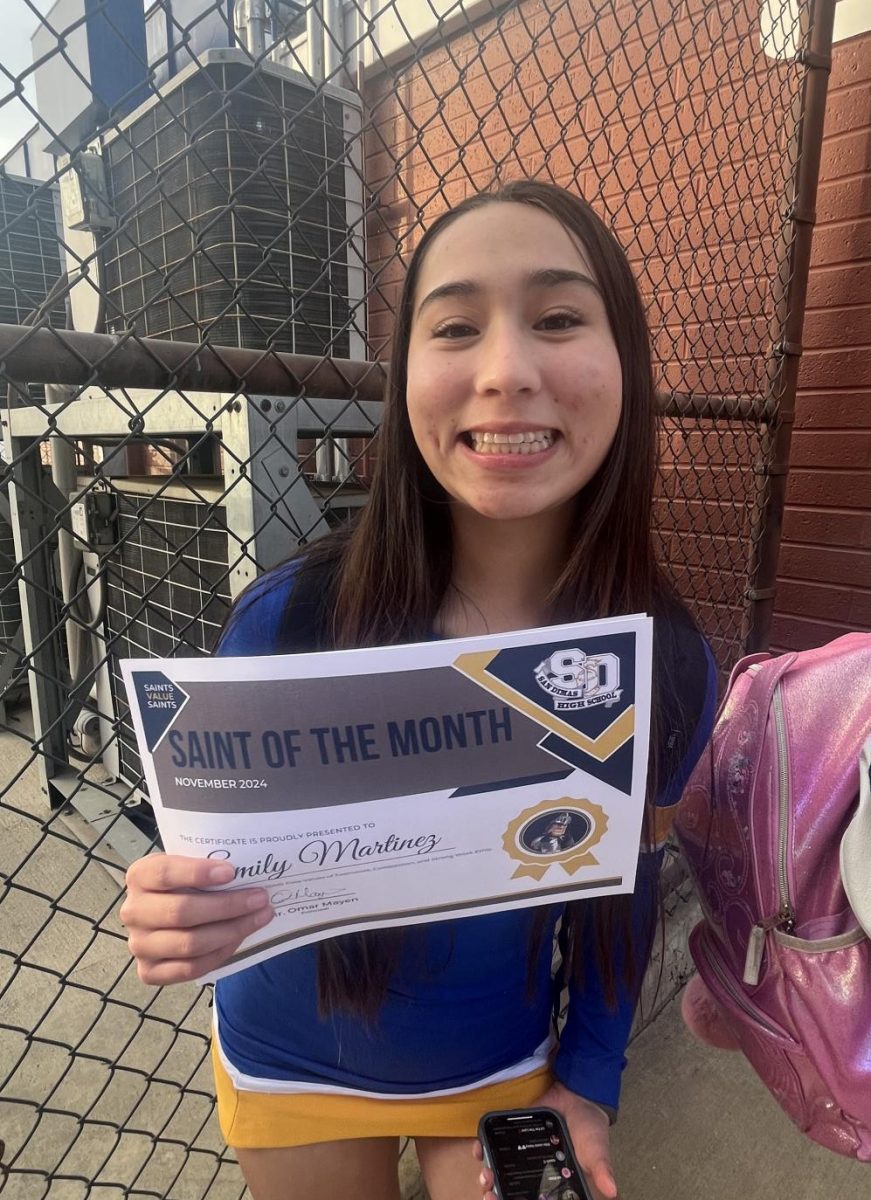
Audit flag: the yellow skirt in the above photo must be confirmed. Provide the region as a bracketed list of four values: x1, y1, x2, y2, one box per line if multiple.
[212, 1040, 554, 1148]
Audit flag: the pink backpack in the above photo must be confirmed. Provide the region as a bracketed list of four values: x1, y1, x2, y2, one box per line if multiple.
[675, 633, 871, 1160]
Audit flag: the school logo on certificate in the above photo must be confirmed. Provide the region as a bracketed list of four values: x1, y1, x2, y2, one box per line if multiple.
[453, 632, 637, 794]
[534, 649, 622, 711]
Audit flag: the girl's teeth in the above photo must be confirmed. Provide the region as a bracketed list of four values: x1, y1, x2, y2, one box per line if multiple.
[469, 431, 554, 454]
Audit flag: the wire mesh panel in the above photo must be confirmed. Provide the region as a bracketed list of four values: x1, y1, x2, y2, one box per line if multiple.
[0, 0, 835, 1196]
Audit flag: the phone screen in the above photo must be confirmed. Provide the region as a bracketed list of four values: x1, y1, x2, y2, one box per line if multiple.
[481, 1111, 587, 1200]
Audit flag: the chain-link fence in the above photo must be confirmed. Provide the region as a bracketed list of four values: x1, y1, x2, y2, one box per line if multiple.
[0, 0, 836, 1195]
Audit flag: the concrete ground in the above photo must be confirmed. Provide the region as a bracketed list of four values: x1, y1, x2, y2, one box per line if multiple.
[2, 712, 868, 1200]
[609, 991, 869, 1200]
[400, 993, 871, 1200]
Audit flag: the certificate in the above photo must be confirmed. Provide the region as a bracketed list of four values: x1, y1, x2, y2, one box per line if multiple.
[121, 614, 652, 981]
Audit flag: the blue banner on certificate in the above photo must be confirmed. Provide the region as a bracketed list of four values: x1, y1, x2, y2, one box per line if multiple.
[121, 613, 652, 981]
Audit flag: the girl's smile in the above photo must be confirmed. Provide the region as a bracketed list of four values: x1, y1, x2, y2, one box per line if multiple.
[459, 423, 559, 466]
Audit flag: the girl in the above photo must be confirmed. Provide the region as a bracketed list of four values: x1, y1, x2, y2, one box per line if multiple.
[121, 181, 717, 1200]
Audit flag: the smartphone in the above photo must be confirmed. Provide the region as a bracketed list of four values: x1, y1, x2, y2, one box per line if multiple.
[478, 1108, 593, 1200]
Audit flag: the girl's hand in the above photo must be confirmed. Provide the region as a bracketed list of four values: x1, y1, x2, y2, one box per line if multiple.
[473, 1079, 617, 1200]
[120, 854, 274, 985]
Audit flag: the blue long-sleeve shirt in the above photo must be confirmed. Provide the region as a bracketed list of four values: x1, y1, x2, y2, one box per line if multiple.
[212, 562, 717, 1111]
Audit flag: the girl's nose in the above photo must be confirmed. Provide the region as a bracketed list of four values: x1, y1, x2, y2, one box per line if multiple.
[474, 326, 541, 398]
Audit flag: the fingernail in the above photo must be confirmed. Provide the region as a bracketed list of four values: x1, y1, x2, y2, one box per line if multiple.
[479, 1172, 487, 1187]
[246, 890, 270, 910]
[253, 906, 274, 926]
[208, 863, 235, 883]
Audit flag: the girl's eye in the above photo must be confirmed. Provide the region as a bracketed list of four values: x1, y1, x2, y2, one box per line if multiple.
[537, 311, 583, 331]
[433, 322, 477, 339]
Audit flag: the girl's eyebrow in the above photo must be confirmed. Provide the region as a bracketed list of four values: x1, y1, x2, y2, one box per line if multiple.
[530, 268, 601, 294]
[416, 268, 601, 316]
[416, 279, 478, 316]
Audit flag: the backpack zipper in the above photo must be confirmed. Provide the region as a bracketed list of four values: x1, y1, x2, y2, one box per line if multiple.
[702, 936, 782, 1038]
[743, 683, 796, 986]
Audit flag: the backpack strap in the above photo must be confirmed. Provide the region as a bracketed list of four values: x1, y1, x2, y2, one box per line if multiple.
[721, 650, 798, 727]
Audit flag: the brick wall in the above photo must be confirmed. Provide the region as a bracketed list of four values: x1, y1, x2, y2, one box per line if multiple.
[770, 29, 871, 652]
[361, 0, 806, 670]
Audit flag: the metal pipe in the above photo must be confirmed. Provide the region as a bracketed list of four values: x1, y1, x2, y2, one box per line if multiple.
[0, 323, 387, 403]
[46, 386, 82, 682]
[247, 0, 269, 58]
[233, 0, 248, 50]
[307, 0, 325, 80]
[0, 323, 780, 424]
[744, 0, 837, 653]
[314, 436, 334, 480]
[233, 0, 269, 57]
[324, 0, 344, 78]
[0, 322, 783, 424]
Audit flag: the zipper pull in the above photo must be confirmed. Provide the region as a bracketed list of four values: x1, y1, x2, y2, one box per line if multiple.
[743, 924, 767, 986]
[743, 907, 796, 986]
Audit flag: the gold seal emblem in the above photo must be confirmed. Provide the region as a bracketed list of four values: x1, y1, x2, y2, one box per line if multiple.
[502, 798, 608, 880]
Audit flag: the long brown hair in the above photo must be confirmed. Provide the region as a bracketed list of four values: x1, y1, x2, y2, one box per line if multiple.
[299, 181, 677, 1017]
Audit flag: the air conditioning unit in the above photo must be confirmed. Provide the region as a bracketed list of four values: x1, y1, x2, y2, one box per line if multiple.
[0, 173, 65, 330]
[94, 476, 234, 791]
[8, 47, 371, 849]
[30, 387, 380, 820]
[100, 47, 366, 358]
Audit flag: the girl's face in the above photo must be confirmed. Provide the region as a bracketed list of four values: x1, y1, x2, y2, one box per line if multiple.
[406, 203, 623, 523]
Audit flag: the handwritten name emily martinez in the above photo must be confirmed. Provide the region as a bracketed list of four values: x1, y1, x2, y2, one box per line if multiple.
[207, 830, 444, 881]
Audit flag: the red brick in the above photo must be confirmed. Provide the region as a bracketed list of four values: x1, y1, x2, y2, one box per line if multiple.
[681, 195, 776, 248]
[808, 217, 871, 269]
[806, 262, 871, 310]
[647, 281, 768, 331]
[829, 31, 871, 93]
[684, 236, 777, 289]
[680, 598, 745, 652]
[778, 543, 871, 588]
[666, 354, 765, 397]
[818, 128, 871, 183]
[690, 153, 780, 210]
[784, 469, 871, 509]
[676, 314, 771, 359]
[781, 506, 871, 549]
[774, 579, 861, 624]
[682, 0, 757, 43]
[658, 459, 758, 504]
[769, 614, 860, 653]
[653, 496, 750, 538]
[801, 306, 871, 350]
[819, 81, 871, 140]
[788, 430, 871, 469]
[666, 562, 747, 607]
[815, 175, 871, 224]
[654, 528, 748, 573]
[798, 347, 871, 390]
[792, 389, 871, 430]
